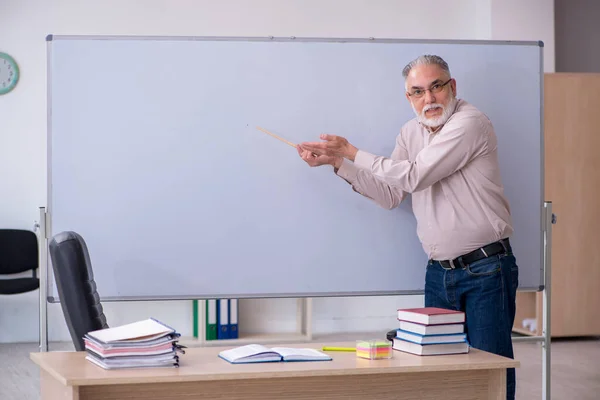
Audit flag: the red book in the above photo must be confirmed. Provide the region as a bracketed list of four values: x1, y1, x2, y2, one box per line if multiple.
[397, 307, 465, 325]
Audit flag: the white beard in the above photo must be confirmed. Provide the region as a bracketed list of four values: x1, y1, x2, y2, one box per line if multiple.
[413, 95, 458, 128]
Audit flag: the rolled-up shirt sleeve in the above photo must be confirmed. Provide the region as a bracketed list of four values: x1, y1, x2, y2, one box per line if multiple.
[335, 134, 408, 210]
[354, 115, 489, 193]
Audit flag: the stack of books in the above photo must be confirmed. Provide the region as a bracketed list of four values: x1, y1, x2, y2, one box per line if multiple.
[84, 318, 184, 369]
[392, 307, 469, 356]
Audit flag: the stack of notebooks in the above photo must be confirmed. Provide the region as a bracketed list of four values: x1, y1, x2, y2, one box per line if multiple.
[392, 307, 469, 356]
[84, 318, 184, 370]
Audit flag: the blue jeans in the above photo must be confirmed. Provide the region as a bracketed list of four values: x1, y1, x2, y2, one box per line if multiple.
[425, 252, 519, 400]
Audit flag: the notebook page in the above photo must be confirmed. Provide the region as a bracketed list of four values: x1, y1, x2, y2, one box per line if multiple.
[270, 347, 331, 360]
[219, 344, 278, 362]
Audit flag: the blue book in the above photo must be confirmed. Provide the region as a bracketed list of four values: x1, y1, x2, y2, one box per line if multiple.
[396, 329, 467, 345]
[217, 299, 230, 340]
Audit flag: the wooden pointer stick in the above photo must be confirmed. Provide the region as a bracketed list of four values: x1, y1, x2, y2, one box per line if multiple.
[256, 126, 319, 157]
[256, 126, 297, 148]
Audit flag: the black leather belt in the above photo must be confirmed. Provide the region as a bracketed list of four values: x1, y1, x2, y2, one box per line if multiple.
[434, 238, 512, 270]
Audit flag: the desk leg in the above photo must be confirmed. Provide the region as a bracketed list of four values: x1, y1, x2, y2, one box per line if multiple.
[41, 370, 79, 400]
[487, 369, 506, 400]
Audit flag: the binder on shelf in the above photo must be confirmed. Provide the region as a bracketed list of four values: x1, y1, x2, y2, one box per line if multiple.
[217, 299, 230, 340]
[229, 299, 238, 339]
[205, 299, 217, 341]
[193, 300, 199, 338]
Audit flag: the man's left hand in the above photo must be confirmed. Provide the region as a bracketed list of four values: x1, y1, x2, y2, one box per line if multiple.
[300, 134, 358, 161]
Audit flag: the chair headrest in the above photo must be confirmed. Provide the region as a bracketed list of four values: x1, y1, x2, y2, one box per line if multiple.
[49, 231, 95, 280]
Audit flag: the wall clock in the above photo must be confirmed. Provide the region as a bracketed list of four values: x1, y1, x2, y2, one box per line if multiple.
[0, 52, 20, 95]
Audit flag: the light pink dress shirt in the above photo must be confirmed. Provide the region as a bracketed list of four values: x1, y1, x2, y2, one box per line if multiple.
[335, 99, 513, 260]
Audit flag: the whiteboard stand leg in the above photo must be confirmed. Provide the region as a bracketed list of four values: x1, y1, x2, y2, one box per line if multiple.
[37, 207, 49, 352]
[542, 201, 555, 400]
[512, 202, 555, 398]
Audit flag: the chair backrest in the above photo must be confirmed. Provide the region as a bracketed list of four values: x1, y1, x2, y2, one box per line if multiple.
[0, 229, 38, 275]
[49, 231, 108, 351]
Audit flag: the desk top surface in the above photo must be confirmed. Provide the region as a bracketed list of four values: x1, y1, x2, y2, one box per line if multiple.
[30, 341, 519, 387]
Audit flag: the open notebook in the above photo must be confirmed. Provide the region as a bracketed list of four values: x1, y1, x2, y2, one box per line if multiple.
[219, 344, 332, 364]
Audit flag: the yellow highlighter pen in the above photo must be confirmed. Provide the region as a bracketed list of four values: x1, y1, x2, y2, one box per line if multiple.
[321, 346, 356, 352]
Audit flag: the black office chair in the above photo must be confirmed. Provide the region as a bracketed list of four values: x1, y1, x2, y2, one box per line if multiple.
[49, 231, 108, 351]
[0, 229, 39, 295]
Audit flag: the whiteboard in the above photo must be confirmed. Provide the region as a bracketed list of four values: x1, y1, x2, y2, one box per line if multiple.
[46, 36, 544, 301]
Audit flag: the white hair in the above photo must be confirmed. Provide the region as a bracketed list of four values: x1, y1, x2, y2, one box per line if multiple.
[402, 55, 451, 89]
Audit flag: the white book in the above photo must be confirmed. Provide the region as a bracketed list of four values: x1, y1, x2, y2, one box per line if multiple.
[396, 307, 465, 325]
[218, 344, 332, 364]
[398, 321, 464, 336]
[86, 353, 179, 370]
[84, 334, 179, 350]
[393, 338, 469, 356]
[85, 340, 179, 358]
[86, 318, 175, 344]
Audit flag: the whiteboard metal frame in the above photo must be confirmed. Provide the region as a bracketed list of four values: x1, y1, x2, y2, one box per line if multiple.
[44, 34, 546, 299]
[46, 34, 542, 46]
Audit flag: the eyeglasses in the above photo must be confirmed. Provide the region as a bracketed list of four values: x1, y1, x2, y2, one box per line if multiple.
[407, 79, 452, 98]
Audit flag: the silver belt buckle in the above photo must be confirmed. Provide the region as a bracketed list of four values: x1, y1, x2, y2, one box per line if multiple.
[449, 259, 456, 269]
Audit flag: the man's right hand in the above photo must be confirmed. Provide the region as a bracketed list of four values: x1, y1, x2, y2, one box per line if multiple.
[297, 145, 342, 169]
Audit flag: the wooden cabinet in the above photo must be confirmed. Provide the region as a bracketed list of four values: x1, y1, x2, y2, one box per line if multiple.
[513, 73, 600, 337]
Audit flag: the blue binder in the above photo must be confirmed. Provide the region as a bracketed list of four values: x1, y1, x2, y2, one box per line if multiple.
[217, 299, 230, 339]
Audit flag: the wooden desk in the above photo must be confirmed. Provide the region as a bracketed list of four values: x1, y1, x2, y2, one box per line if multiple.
[30, 341, 518, 400]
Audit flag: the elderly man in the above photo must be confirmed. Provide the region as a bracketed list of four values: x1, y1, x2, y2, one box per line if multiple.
[298, 55, 518, 400]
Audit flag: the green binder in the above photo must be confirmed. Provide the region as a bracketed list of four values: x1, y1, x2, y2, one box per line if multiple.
[205, 299, 217, 340]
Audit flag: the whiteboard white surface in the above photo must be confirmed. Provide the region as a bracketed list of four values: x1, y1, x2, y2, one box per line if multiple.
[47, 36, 543, 300]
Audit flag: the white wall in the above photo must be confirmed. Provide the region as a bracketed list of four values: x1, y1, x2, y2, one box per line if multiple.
[490, 0, 555, 73]
[0, 0, 53, 344]
[0, 0, 555, 343]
